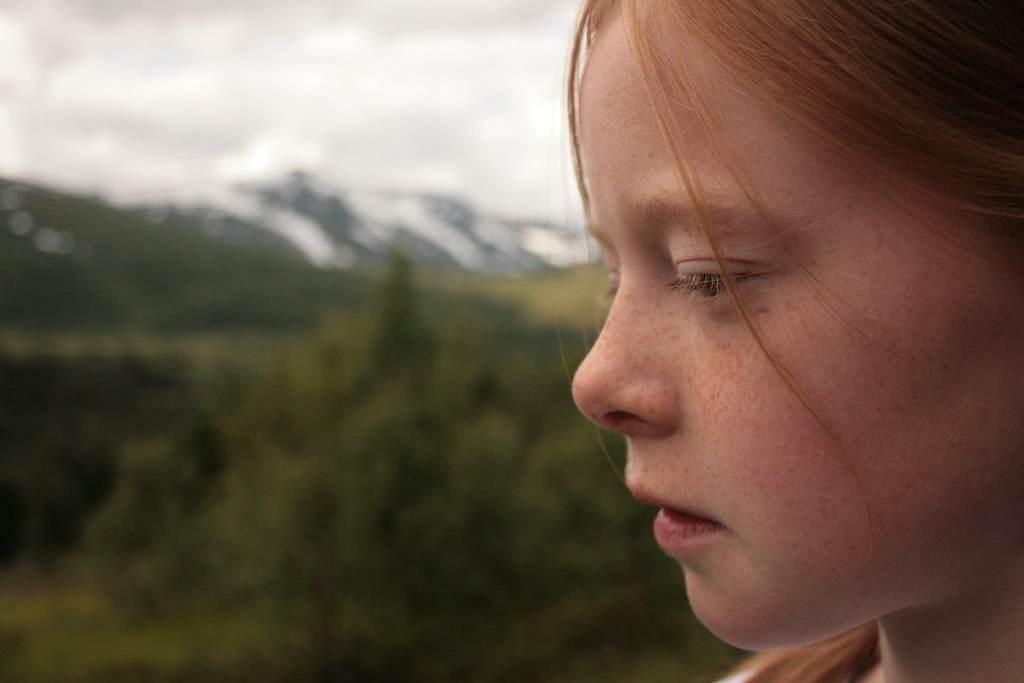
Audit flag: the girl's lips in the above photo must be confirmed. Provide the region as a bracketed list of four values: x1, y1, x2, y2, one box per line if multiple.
[653, 507, 726, 554]
[627, 483, 726, 552]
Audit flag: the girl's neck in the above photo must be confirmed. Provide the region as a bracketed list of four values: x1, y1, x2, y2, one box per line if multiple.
[871, 565, 1024, 683]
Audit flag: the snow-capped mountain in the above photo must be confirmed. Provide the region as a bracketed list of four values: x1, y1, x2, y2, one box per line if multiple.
[110, 172, 585, 272]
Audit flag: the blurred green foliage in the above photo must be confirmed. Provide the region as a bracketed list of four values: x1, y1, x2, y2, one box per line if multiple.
[0, 352, 199, 563]
[0, 181, 741, 681]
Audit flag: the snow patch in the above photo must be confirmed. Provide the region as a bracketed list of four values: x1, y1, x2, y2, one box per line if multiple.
[346, 191, 489, 269]
[106, 174, 585, 272]
[110, 183, 351, 267]
[521, 225, 587, 267]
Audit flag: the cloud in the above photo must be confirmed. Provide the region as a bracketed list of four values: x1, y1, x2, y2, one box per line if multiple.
[341, 0, 572, 32]
[11, 0, 570, 35]
[0, 1, 581, 219]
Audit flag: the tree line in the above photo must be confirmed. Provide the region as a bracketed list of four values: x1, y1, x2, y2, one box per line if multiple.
[1, 253, 737, 681]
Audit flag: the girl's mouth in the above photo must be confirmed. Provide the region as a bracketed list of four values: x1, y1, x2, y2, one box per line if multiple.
[653, 507, 726, 554]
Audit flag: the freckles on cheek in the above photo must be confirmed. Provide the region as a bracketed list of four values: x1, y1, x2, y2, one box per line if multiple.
[696, 343, 868, 520]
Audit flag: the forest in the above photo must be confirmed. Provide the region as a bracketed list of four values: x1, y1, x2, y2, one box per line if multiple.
[0, 180, 741, 681]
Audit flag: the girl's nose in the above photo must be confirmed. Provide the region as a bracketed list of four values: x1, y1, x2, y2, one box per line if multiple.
[571, 300, 680, 439]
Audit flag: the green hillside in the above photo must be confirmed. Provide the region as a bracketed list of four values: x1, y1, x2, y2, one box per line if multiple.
[0, 178, 373, 336]
[0, 178, 604, 353]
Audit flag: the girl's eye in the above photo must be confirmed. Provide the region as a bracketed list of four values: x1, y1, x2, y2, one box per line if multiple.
[671, 272, 728, 298]
[603, 263, 759, 304]
[670, 262, 761, 299]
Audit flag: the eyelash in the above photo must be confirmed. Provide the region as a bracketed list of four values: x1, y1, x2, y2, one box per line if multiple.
[670, 272, 731, 298]
[602, 269, 752, 303]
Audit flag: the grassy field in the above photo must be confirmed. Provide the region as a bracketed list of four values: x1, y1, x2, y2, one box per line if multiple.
[0, 571, 296, 682]
[0, 569, 741, 683]
[435, 265, 608, 328]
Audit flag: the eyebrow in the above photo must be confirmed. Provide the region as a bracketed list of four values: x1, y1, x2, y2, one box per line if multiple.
[588, 192, 798, 247]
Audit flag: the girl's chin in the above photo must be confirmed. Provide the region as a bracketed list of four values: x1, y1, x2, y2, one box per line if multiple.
[683, 573, 862, 651]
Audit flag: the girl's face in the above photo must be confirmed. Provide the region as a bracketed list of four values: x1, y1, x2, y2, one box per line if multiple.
[573, 10, 1024, 650]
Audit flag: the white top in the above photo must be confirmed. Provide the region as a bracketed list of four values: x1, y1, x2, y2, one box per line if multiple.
[716, 672, 754, 683]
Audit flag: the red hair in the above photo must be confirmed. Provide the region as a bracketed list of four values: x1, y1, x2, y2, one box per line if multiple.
[567, 1, 1024, 681]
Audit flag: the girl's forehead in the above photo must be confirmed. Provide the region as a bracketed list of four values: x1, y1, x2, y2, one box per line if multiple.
[579, 12, 650, 136]
[580, 14, 854, 215]
[575, 7, 1002, 272]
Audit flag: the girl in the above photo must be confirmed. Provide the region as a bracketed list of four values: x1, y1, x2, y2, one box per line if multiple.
[566, 1, 1024, 682]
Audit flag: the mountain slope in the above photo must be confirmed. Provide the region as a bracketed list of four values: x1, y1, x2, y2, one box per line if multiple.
[0, 178, 372, 334]
[109, 172, 585, 272]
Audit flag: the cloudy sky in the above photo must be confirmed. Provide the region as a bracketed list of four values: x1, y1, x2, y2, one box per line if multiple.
[0, 0, 583, 220]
